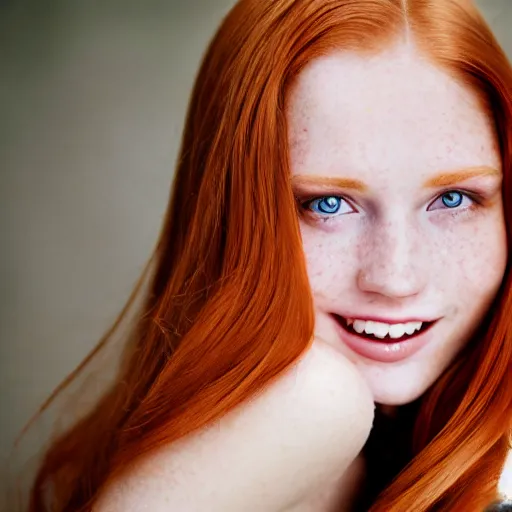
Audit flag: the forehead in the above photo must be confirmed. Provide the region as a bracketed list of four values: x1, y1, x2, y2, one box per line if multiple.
[286, 44, 500, 182]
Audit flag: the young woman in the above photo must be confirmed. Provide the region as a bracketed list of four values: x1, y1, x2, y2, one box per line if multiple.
[26, 0, 512, 510]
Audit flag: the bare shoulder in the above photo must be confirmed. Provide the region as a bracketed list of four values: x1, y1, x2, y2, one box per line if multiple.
[94, 341, 374, 512]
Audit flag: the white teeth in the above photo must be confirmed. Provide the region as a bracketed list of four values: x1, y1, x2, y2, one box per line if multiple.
[389, 324, 406, 339]
[353, 319, 365, 334]
[404, 323, 419, 335]
[346, 318, 424, 339]
[364, 321, 376, 335]
[371, 322, 389, 339]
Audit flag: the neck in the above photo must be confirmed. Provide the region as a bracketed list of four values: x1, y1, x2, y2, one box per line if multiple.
[352, 400, 421, 511]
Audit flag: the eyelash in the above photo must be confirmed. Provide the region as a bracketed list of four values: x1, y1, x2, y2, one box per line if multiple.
[299, 189, 481, 222]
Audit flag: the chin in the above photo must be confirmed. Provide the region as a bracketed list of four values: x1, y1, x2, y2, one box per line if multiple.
[373, 389, 423, 407]
[358, 366, 433, 407]
[313, 310, 455, 407]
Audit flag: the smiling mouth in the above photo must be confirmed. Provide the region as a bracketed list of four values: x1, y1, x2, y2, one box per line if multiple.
[333, 315, 437, 343]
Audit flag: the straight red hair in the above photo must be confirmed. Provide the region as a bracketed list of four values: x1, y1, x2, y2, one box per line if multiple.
[24, 0, 512, 510]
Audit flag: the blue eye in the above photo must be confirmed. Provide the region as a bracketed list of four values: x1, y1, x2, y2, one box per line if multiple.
[441, 191, 463, 208]
[305, 196, 353, 217]
[429, 190, 472, 211]
[313, 197, 341, 214]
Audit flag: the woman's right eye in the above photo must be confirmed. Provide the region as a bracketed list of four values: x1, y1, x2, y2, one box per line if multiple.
[302, 196, 355, 218]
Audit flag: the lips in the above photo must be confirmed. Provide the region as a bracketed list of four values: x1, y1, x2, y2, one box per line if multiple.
[331, 314, 439, 363]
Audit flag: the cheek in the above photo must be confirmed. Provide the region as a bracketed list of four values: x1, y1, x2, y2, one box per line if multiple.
[300, 223, 359, 294]
[430, 216, 507, 307]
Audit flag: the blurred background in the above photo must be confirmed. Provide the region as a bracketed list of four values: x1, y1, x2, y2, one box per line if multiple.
[1, 0, 511, 503]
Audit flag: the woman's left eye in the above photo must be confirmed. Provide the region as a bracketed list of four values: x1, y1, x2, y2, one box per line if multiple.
[303, 196, 354, 217]
[428, 191, 473, 211]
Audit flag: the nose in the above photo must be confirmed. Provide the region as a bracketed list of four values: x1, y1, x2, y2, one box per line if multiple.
[356, 219, 427, 299]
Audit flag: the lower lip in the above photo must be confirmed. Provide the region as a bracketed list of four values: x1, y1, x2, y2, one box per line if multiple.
[333, 317, 436, 363]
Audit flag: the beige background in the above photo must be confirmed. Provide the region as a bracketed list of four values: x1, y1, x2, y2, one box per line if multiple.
[1, 0, 511, 499]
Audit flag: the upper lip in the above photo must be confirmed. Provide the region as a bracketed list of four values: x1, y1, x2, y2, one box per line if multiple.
[332, 313, 440, 324]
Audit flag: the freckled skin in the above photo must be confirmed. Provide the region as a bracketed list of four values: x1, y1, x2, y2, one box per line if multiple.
[287, 43, 507, 406]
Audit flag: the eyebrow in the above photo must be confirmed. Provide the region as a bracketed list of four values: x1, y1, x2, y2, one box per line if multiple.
[291, 176, 368, 192]
[291, 166, 501, 193]
[422, 166, 501, 188]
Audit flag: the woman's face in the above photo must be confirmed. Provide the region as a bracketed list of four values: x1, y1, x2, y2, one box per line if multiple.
[286, 44, 507, 406]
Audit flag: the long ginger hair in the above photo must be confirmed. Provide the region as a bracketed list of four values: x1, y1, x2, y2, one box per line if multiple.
[24, 0, 512, 510]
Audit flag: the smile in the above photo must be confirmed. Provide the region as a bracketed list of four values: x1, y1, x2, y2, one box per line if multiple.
[332, 314, 439, 363]
[342, 317, 434, 341]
